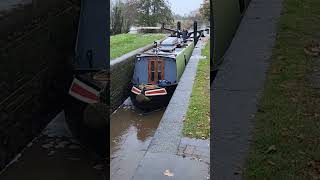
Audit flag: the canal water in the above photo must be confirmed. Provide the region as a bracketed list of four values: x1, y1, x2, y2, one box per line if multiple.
[110, 98, 164, 179]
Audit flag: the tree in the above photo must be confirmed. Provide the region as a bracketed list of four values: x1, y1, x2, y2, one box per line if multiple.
[136, 0, 174, 27]
[110, 0, 140, 34]
[124, 0, 139, 30]
[111, 0, 125, 35]
[200, 0, 210, 21]
[188, 10, 202, 22]
[110, 0, 174, 33]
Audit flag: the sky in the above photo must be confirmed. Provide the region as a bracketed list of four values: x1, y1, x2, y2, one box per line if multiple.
[111, 0, 203, 16]
[167, 0, 203, 16]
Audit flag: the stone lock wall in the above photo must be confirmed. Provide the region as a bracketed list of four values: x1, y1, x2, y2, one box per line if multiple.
[110, 56, 136, 113]
[0, 0, 80, 170]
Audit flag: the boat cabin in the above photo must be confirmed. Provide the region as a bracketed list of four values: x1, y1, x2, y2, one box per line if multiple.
[132, 37, 194, 86]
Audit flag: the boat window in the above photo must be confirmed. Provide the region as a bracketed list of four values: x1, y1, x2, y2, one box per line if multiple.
[158, 61, 163, 80]
[150, 61, 155, 81]
[148, 59, 164, 84]
[151, 61, 155, 71]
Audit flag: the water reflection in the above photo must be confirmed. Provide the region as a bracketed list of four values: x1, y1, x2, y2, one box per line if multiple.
[110, 104, 164, 154]
[110, 99, 164, 179]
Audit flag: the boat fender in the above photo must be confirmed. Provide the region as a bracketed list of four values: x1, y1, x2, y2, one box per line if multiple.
[136, 93, 150, 103]
[83, 103, 108, 129]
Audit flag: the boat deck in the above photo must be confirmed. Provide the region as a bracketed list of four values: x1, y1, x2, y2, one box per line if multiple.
[139, 37, 194, 58]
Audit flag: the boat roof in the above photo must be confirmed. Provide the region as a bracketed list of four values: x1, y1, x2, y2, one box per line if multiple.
[137, 36, 193, 58]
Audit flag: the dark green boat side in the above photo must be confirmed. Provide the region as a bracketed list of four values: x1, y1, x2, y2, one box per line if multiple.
[130, 22, 207, 111]
[213, 0, 251, 67]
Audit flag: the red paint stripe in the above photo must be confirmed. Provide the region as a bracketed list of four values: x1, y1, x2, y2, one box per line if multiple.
[131, 87, 141, 94]
[133, 87, 141, 92]
[132, 89, 140, 94]
[71, 83, 98, 101]
[145, 89, 166, 95]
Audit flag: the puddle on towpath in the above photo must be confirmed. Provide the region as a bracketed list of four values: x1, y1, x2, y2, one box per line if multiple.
[0, 111, 106, 180]
[110, 98, 164, 180]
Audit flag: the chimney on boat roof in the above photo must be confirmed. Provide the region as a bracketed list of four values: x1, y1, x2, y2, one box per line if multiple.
[177, 21, 181, 38]
[177, 21, 181, 30]
[194, 21, 198, 44]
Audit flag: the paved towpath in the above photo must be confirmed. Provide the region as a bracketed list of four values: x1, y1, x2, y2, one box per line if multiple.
[211, 0, 283, 179]
[131, 36, 210, 180]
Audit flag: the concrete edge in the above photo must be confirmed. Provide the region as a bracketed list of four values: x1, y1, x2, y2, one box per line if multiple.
[147, 37, 210, 154]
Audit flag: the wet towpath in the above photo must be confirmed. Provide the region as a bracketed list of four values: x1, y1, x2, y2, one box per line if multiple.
[0, 111, 106, 180]
[110, 98, 165, 180]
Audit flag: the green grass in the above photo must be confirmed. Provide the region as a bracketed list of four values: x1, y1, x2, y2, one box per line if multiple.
[183, 42, 210, 139]
[110, 33, 165, 59]
[243, 0, 320, 179]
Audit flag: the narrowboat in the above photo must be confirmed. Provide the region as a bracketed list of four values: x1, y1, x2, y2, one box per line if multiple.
[63, 0, 108, 157]
[130, 22, 205, 111]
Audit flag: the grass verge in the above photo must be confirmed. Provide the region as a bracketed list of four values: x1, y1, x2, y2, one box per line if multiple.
[243, 0, 320, 179]
[110, 33, 165, 59]
[183, 42, 210, 139]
